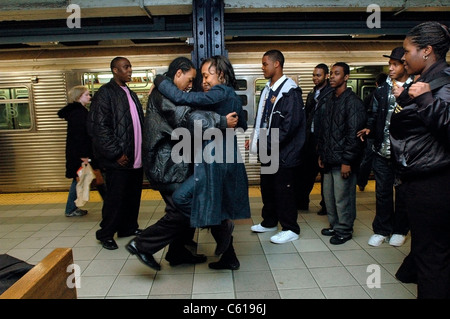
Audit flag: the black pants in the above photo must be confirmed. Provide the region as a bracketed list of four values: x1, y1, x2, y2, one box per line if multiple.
[260, 166, 300, 234]
[135, 191, 194, 254]
[399, 166, 450, 299]
[295, 135, 326, 211]
[372, 154, 409, 236]
[96, 167, 143, 241]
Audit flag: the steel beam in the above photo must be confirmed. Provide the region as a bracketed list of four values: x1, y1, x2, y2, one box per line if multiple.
[191, 0, 227, 69]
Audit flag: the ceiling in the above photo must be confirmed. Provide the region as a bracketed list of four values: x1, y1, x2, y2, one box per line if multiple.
[0, 0, 449, 50]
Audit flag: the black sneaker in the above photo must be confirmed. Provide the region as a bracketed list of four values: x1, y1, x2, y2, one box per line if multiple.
[321, 228, 335, 236]
[330, 234, 352, 245]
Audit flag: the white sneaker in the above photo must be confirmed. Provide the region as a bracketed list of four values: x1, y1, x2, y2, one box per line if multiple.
[270, 230, 299, 244]
[368, 234, 388, 247]
[251, 223, 277, 233]
[389, 234, 406, 247]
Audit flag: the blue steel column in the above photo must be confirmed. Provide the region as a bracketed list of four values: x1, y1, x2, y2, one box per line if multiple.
[191, 0, 227, 69]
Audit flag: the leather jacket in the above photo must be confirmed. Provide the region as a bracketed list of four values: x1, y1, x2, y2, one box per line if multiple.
[87, 79, 144, 170]
[143, 87, 226, 192]
[390, 61, 450, 179]
[367, 76, 414, 157]
[317, 88, 367, 170]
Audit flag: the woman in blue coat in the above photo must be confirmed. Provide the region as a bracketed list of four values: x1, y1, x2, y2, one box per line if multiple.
[154, 55, 251, 270]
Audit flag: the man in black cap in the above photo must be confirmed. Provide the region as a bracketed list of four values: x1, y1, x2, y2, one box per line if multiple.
[357, 47, 414, 247]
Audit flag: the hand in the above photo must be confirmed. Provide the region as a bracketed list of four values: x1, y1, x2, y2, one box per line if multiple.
[226, 112, 238, 128]
[148, 84, 155, 96]
[80, 157, 90, 165]
[392, 85, 404, 98]
[117, 154, 129, 167]
[357, 128, 370, 142]
[341, 164, 351, 179]
[318, 157, 324, 169]
[408, 82, 431, 99]
[244, 139, 250, 150]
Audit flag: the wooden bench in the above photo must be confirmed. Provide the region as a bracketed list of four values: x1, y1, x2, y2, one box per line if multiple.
[0, 248, 77, 299]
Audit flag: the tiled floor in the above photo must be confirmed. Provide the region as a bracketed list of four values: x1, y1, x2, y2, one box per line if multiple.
[0, 181, 417, 299]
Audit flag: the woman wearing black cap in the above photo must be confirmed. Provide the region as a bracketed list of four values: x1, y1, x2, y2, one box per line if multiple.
[390, 21, 450, 299]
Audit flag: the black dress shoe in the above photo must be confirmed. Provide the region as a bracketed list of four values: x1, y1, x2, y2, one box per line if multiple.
[118, 229, 143, 238]
[101, 238, 118, 250]
[330, 234, 352, 245]
[165, 250, 207, 266]
[126, 239, 161, 271]
[208, 258, 240, 270]
[184, 239, 198, 248]
[321, 228, 335, 236]
[317, 207, 327, 215]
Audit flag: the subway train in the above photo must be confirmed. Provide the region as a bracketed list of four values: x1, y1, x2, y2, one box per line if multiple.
[0, 40, 396, 193]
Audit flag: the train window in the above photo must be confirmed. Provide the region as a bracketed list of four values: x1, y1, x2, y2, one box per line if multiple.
[83, 71, 154, 109]
[235, 79, 247, 91]
[255, 79, 267, 93]
[361, 85, 376, 101]
[0, 87, 32, 130]
[238, 94, 248, 106]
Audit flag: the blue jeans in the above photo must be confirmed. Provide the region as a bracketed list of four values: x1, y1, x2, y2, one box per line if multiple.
[172, 174, 195, 219]
[372, 154, 409, 236]
[323, 166, 357, 238]
[65, 179, 77, 214]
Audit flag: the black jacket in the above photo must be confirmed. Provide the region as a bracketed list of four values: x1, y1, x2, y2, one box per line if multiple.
[57, 102, 93, 179]
[306, 83, 334, 142]
[251, 77, 305, 169]
[367, 77, 413, 154]
[143, 85, 226, 192]
[390, 61, 450, 179]
[317, 88, 367, 170]
[87, 79, 144, 170]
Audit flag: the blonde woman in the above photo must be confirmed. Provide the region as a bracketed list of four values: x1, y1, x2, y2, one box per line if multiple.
[58, 85, 106, 217]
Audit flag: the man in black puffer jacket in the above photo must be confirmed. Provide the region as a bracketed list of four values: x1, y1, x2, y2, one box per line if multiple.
[317, 62, 366, 245]
[87, 57, 145, 250]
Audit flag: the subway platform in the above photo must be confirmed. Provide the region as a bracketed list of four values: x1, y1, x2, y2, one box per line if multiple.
[0, 181, 417, 299]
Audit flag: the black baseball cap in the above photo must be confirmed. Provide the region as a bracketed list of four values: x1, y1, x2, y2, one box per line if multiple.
[383, 47, 405, 61]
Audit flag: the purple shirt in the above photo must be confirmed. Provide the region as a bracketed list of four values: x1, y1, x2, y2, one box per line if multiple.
[121, 86, 142, 168]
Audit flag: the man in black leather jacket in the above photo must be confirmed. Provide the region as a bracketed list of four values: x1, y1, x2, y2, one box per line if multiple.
[317, 62, 366, 245]
[87, 57, 145, 250]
